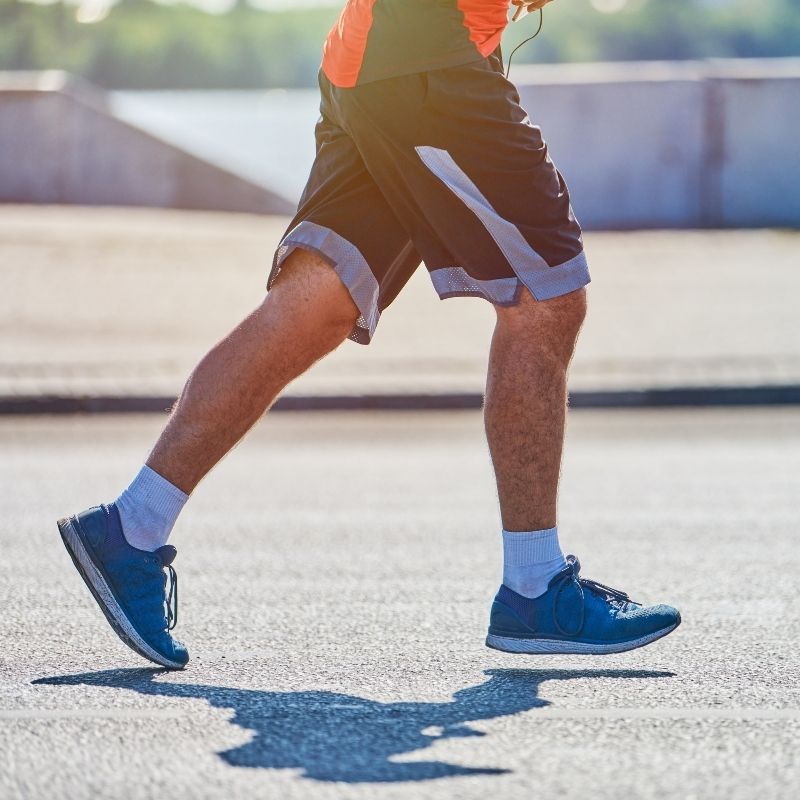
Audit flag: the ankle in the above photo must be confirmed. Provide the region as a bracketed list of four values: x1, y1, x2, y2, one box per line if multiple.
[114, 465, 188, 552]
[502, 526, 566, 599]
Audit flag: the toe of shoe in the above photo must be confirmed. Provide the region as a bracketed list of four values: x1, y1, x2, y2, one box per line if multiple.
[642, 603, 681, 633]
[149, 633, 189, 669]
[166, 639, 190, 669]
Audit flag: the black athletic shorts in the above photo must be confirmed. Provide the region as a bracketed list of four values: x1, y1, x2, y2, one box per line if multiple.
[268, 51, 590, 344]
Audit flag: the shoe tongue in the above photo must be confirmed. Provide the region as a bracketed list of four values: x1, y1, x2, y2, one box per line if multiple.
[565, 554, 581, 574]
[547, 555, 580, 589]
[154, 544, 177, 567]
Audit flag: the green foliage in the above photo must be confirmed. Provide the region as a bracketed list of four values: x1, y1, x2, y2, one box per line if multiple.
[511, 0, 800, 65]
[0, 0, 798, 89]
[0, 0, 340, 88]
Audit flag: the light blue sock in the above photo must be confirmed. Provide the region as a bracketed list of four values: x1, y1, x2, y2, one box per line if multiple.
[502, 526, 566, 599]
[114, 465, 188, 552]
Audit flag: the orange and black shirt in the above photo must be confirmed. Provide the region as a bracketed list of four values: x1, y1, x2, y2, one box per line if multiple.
[322, 0, 511, 88]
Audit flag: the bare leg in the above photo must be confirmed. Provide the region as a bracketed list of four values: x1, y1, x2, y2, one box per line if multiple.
[146, 250, 359, 493]
[484, 287, 587, 531]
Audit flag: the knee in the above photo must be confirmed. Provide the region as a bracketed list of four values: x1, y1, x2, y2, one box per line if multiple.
[266, 248, 360, 343]
[549, 287, 588, 337]
[309, 293, 361, 344]
[496, 287, 587, 360]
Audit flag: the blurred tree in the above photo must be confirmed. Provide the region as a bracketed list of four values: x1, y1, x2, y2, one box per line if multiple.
[0, 0, 798, 89]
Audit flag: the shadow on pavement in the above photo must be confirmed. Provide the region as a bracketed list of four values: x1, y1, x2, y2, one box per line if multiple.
[34, 667, 673, 782]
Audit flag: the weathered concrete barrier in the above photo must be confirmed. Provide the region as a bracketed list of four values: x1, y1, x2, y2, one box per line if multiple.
[514, 58, 800, 229]
[2, 61, 798, 228]
[0, 71, 294, 214]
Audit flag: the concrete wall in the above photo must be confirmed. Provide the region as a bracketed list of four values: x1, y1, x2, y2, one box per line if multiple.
[0, 72, 294, 214]
[514, 59, 800, 228]
[2, 62, 798, 227]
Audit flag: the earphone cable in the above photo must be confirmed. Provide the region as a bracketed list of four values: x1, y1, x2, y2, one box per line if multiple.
[505, 8, 544, 79]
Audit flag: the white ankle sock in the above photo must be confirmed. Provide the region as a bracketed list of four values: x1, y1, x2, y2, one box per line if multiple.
[502, 526, 566, 599]
[114, 465, 188, 552]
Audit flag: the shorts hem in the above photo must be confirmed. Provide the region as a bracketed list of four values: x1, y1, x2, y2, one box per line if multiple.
[521, 250, 592, 301]
[430, 253, 590, 306]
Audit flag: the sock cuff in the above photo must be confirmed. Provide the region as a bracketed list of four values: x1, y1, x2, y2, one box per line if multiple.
[502, 527, 562, 566]
[125, 465, 188, 520]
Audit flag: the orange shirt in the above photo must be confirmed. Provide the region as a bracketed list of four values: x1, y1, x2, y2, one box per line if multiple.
[322, 1, 510, 88]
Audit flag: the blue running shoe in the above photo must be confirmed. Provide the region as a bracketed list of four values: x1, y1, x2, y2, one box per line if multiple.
[57, 503, 189, 669]
[486, 555, 680, 655]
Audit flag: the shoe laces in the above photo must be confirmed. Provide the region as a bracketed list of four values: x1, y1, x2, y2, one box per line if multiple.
[552, 555, 635, 637]
[165, 563, 178, 631]
[154, 545, 179, 631]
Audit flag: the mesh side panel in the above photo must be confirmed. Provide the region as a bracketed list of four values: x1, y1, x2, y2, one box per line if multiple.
[441, 270, 484, 294]
[350, 316, 370, 344]
[430, 267, 520, 305]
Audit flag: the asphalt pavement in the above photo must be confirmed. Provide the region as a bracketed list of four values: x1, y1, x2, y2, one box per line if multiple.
[1, 408, 798, 799]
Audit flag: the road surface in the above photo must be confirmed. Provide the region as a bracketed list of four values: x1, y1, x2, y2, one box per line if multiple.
[1, 408, 798, 798]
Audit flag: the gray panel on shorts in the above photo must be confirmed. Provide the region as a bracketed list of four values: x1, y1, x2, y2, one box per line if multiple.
[415, 146, 590, 301]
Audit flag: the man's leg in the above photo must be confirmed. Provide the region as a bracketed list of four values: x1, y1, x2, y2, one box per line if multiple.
[484, 286, 680, 654]
[147, 249, 359, 495]
[484, 286, 587, 533]
[484, 287, 585, 600]
[57, 249, 359, 668]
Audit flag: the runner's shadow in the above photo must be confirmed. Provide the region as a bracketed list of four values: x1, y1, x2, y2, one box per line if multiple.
[34, 667, 673, 783]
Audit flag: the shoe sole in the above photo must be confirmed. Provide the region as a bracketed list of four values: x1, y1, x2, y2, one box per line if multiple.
[57, 516, 186, 670]
[485, 621, 680, 655]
